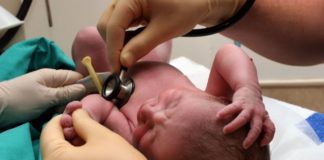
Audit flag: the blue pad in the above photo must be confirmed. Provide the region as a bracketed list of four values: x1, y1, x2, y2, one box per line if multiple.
[306, 113, 324, 142]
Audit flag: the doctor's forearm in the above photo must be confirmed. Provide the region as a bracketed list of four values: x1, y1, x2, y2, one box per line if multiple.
[222, 0, 324, 65]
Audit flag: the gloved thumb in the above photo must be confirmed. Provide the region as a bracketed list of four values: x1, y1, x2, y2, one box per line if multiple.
[45, 69, 86, 104]
[71, 109, 147, 160]
[43, 69, 84, 87]
[41, 115, 74, 159]
[54, 84, 86, 105]
[71, 109, 117, 141]
[121, 21, 181, 67]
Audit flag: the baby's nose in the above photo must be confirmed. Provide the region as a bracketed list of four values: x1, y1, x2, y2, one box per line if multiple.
[138, 103, 166, 126]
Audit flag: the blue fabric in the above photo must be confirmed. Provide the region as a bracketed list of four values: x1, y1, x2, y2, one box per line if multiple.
[306, 113, 324, 142]
[0, 37, 75, 81]
[0, 123, 40, 160]
[0, 37, 75, 160]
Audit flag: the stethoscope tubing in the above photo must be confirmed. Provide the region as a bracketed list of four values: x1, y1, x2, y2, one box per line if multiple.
[183, 0, 255, 37]
[125, 0, 255, 39]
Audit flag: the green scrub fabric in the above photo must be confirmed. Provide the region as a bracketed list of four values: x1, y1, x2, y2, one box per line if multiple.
[0, 37, 75, 160]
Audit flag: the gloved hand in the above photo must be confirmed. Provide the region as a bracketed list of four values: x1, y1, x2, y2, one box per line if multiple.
[97, 0, 243, 72]
[41, 109, 147, 160]
[0, 68, 86, 129]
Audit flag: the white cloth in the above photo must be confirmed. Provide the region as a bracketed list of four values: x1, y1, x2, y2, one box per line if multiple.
[0, 5, 23, 32]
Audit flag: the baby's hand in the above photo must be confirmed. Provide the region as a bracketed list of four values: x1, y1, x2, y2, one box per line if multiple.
[216, 87, 275, 149]
[61, 101, 85, 146]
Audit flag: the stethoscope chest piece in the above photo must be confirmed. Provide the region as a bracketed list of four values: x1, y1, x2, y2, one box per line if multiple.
[101, 70, 135, 108]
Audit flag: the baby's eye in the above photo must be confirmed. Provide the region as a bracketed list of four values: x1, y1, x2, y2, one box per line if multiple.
[164, 105, 177, 118]
[144, 97, 158, 106]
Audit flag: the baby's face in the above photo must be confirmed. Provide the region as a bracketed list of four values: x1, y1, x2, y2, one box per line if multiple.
[134, 88, 224, 160]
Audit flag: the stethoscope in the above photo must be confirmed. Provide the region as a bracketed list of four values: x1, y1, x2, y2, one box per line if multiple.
[101, 67, 135, 108]
[100, 0, 255, 108]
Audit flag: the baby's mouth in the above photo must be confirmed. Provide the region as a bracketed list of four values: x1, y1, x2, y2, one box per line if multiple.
[133, 124, 150, 148]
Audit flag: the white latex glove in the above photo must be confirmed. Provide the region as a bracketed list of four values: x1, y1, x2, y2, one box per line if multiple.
[0, 68, 86, 129]
[97, 0, 243, 72]
[41, 109, 147, 160]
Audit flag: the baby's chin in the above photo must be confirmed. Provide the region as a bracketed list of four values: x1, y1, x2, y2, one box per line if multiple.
[111, 123, 137, 146]
[118, 106, 140, 146]
[125, 132, 137, 146]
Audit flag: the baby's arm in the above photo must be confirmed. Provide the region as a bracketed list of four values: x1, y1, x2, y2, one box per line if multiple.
[205, 44, 275, 149]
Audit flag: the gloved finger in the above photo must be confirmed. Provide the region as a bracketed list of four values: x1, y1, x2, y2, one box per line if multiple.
[54, 84, 86, 105]
[260, 117, 275, 146]
[120, 23, 175, 68]
[71, 109, 116, 142]
[223, 110, 251, 134]
[40, 115, 73, 156]
[55, 70, 84, 86]
[120, 11, 198, 68]
[42, 69, 84, 87]
[105, 0, 140, 72]
[71, 109, 147, 160]
[97, 0, 118, 41]
[216, 103, 242, 119]
[242, 117, 263, 149]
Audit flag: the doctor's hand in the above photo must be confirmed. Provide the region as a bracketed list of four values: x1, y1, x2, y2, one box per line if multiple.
[41, 109, 147, 160]
[0, 68, 86, 129]
[97, 0, 243, 72]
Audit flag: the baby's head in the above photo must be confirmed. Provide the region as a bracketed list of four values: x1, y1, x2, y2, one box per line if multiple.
[135, 88, 270, 160]
[179, 110, 270, 160]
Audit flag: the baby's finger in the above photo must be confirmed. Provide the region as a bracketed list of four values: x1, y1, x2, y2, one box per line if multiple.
[63, 101, 82, 114]
[242, 117, 263, 149]
[40, 115, 73, 157]
[60, 114, 73, 128]
[260, 117, 276, 146]
[223, 110, 251, 134]
[70, 135, 85, 146]
[63, 127, 76, 140]
[217, 103, 242, 119]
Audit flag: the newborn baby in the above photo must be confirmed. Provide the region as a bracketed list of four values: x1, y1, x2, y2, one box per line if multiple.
[61, 27, 274, 160]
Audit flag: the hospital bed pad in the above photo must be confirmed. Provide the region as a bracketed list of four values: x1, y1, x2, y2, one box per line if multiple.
[171, 57, 324, 160]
